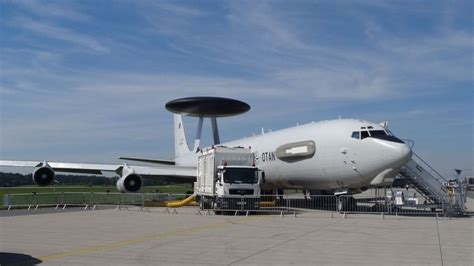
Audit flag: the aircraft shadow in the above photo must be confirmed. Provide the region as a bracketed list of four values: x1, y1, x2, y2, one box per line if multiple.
[0, 252, 42, 265]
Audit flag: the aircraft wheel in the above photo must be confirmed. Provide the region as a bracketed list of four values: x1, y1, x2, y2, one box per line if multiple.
[337, 198, 344, 212]
[338, 197, 356, 212]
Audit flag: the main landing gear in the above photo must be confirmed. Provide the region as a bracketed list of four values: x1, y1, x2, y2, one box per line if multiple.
[337, 196, 356, 212]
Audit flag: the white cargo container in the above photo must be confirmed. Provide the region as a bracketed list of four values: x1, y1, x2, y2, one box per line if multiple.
[195, 146, 260, 212]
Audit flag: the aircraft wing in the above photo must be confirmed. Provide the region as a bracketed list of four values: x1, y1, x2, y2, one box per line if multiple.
[128, 165, 196, 177]
[118, 157, 175, 165]
[0, 160, 196, 178]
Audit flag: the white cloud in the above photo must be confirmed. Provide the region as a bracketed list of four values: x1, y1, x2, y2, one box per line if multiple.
[138, 1, 206, 37]
[11, 0, 90, 21]
[0, 85, 17, 95]
[272, 67, 392, 101]
[154, 2, 205, 17]
[13, 16, 109, 53]
[227, 1, 312, 51]
[1, 1, 472, 175]
[375, 30, 473, 57]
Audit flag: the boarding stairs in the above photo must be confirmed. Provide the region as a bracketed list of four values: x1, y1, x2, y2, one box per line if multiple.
[398, 152, 467, 215]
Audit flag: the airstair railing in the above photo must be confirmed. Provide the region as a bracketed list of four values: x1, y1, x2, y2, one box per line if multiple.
[399, 155, 449, 205]
[411, 152, 448, 183]
[400, 164, 442, 203]
[398, 151, 470, 216]
[401, 140, 448, 186]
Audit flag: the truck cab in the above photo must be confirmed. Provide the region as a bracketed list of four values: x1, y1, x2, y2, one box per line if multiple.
[216, 165, 260, 196]
[195, 146, 261, 213]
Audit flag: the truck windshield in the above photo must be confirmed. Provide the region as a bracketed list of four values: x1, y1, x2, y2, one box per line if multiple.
[223, 168, 258, 184]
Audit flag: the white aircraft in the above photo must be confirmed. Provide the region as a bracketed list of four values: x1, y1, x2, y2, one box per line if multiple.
[0, 97, 412, 199]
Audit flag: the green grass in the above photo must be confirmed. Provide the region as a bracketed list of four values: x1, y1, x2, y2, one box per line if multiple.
[0, 184, 193, 208]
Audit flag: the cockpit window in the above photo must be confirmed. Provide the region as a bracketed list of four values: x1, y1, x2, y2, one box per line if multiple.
[369, 130, 387, 136]
[353, 129, 388, 140]
[351, 131, 360, 139]
[361, 131, 370, 139]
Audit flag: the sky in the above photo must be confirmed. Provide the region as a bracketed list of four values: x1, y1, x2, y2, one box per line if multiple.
[0, 0, 472, 177]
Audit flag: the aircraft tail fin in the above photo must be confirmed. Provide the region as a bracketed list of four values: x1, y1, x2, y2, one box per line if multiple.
[174, 114, 191, 160]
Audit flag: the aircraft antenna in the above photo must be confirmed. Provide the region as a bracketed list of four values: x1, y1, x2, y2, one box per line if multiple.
[166, 97, 250, 146]
[193, 116, 204, 151]
[210, 117, 220, 144]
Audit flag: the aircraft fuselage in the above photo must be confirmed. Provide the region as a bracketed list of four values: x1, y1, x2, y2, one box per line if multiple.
[181, 119, 412, 192]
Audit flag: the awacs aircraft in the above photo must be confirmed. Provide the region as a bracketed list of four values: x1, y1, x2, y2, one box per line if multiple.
[0, 97, 412, 200]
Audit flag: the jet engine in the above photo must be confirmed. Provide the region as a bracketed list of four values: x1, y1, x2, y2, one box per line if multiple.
[32, 163, 55, 186]
[116, 164, 143, 193]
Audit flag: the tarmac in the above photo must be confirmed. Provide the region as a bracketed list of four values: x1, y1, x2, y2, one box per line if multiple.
[1, 204, 473, 265]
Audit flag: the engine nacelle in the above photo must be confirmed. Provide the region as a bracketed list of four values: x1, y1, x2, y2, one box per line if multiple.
[116, 173, 143, 193]
[33, 166, 55, 186]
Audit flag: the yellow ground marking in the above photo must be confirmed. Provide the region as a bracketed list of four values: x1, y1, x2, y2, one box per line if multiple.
[39, 216, 269, 262]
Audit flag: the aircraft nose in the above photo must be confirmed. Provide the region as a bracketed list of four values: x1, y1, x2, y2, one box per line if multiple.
[399, 143, 412, 164]
[372, 138, 412, 167]
[389, 142, 412, 167]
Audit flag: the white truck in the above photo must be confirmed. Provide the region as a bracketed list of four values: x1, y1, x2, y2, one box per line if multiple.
[195, 146, 260, 213]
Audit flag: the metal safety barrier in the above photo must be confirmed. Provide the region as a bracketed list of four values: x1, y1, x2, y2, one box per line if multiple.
[3, 192, 458, 217]
[4, 192, 145, 211]
[198, 195, 338, 215]
[198, 194, 450, 216]
[339, 194, 445, 215]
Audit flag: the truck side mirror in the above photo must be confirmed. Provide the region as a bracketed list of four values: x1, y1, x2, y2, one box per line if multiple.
[261, 171, 265, 183]
[216, 171, 223, 184]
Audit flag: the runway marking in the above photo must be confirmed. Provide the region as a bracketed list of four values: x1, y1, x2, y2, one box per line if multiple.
[39, 216, 269, 262]
[435, 217, 444, 266]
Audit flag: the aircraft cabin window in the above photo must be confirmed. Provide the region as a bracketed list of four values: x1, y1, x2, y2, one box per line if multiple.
[368, 126, 374, 129]
[351, 131, 360, 139]
[369, 130, 387, 136]
[361, 131, 370, 139]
